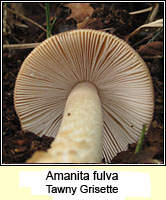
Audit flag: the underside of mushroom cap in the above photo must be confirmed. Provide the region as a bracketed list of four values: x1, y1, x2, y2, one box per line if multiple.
[14, 29, 154, 162]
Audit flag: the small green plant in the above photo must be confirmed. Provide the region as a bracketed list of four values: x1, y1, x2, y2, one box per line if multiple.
[135, 124, 147, 154]
[45, 3, 56, 38]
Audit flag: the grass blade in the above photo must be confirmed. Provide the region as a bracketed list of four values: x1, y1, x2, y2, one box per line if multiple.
[135, 124, 147, 154]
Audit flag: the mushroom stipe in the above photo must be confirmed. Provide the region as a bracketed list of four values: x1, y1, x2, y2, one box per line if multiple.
[14, 29, 154, 163]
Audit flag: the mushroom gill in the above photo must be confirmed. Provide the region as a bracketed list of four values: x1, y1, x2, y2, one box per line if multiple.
[14, 29, 154, 163]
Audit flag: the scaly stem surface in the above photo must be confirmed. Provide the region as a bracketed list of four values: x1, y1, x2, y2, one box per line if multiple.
[27, 82, 103, 163]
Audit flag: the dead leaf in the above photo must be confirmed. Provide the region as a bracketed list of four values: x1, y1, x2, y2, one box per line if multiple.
[77, 18, 104, 30]
[137, 41, 163, 56]
[65, 3, 94, 23]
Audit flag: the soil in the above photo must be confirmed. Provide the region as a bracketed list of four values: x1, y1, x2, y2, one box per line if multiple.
[2, 2, 164, 164]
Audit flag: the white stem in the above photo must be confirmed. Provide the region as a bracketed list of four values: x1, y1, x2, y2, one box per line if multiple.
[27, 82, 103, 163]
[51, 82, 103, 163]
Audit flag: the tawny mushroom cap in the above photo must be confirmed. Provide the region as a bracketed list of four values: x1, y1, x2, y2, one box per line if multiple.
[14, 29, 154, 163]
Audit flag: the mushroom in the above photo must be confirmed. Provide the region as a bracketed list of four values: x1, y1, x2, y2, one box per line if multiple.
[14, 29, 154, 163]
